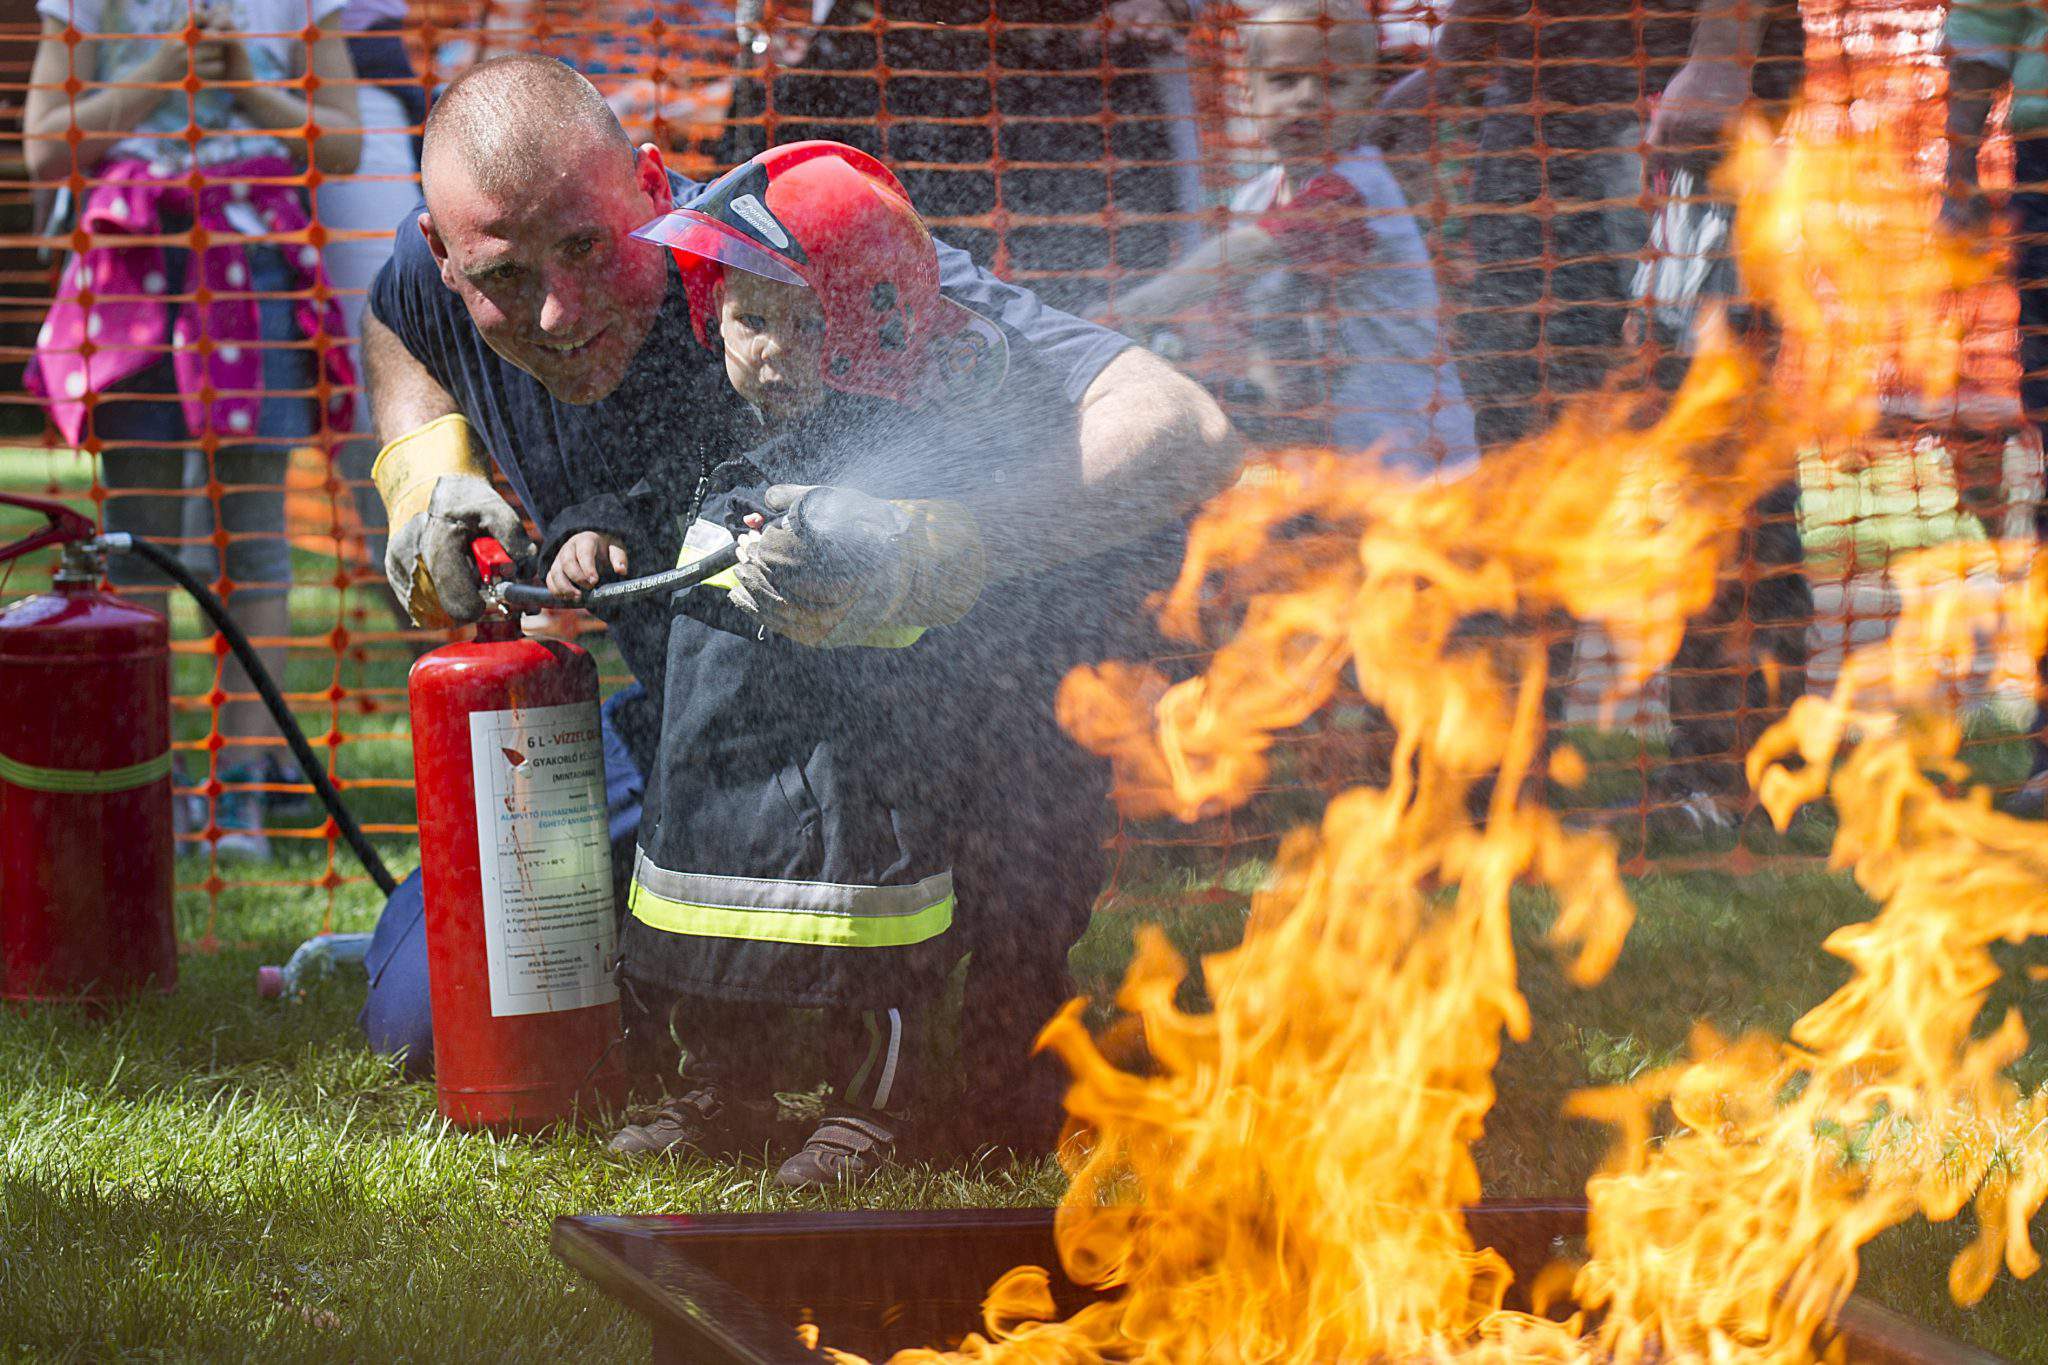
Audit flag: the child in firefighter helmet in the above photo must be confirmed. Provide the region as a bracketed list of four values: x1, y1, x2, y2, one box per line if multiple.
[547, 140, 1001, 640]
[651, 138, 1002, 417]
[542, 141, 1048, 1187]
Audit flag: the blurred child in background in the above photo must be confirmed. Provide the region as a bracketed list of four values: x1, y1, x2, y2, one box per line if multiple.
[1106, 0, 1476, 477]
[318, 0, 426, 628]
[25, 0, 360, 861]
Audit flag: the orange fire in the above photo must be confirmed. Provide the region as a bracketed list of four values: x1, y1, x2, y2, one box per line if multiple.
[847, 114, 2040, 1364]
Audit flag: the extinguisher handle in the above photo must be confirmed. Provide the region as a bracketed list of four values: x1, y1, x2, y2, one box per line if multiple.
[0, 491, 96, 567]
[469, 536, 519, 585]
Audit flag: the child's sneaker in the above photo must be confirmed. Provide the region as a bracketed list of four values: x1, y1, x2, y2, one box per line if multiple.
[2002, 771, 2048, 820]
[607, 1084, 749, 1159]
[776, 1112, 901, 1189]
[262, 752, 315, 818]
[215, 765, 273, 863]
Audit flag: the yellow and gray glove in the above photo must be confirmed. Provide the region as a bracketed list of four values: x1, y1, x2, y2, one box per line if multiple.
[730, 484, 986, 648]
[372, 415, 535, 628]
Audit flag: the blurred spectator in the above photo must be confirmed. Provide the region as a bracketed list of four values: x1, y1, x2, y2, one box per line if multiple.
[23, 0, 361, 862]
[1379, 0, 1797, 444]
[1376, 0, 1811, 828]
[1108, 0, 1476, 474]
[429, 0, 734, 150]
[713, 0, 1196, 315]
[317, 0, 425, 626]
[1946, 0, 2048, 813]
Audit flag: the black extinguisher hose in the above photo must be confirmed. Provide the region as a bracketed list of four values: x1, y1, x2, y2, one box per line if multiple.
[104, 534, 399, 898]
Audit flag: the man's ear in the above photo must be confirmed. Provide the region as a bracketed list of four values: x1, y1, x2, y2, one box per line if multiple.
[420, 211, 457, 287]
[635, 143, 673, 214]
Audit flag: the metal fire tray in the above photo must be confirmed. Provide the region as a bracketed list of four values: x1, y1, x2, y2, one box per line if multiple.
[552, 1204, 2010, 1365]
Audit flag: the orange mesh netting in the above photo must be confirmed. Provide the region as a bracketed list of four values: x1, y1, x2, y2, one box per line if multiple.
[0, 0, 2039, 935]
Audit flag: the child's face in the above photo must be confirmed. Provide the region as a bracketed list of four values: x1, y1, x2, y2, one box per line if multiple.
[719, 269, 830, 424]
[1242, 23, 1374, 163]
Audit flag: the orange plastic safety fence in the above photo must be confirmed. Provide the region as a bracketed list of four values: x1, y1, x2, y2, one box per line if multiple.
[0, 0, 2037, 940]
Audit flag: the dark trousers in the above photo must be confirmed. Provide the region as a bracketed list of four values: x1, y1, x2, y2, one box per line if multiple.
[620, 988, 921, 1117]
[1451, 109, 1649, 447]
[2012, 136, 2048, 777]
[1453, 113, 1812, 797]
[1663, 478, 1811, 798]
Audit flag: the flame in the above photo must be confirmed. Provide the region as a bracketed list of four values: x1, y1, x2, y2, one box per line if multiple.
[853, 115, 2038, 1363]
[1568, 539, 2048, 1358]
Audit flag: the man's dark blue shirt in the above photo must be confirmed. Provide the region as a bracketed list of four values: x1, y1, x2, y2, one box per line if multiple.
[367, 168, 1132, 547]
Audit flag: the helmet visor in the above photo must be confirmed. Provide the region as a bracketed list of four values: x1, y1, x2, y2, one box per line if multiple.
[632, 209, 808, 288]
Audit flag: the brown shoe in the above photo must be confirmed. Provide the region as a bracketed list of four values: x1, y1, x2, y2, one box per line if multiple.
[606, 1085, 733, 1158]
[775, 1113, 899, 1188]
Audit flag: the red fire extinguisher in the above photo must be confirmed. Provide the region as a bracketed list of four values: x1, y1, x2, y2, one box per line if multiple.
[0, 492, 176, 1004]
[407, 539, 623, 1130]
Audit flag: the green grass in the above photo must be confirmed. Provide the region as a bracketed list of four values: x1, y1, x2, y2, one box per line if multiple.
[4, 858, 2045, 1361]
[4, 445, 2046, 1357]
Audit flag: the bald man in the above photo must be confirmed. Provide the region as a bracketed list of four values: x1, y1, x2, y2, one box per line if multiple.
[359, 55, 1237, 1156]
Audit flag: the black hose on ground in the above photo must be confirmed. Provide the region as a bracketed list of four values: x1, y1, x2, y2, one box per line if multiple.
[106, 534, 400, 898]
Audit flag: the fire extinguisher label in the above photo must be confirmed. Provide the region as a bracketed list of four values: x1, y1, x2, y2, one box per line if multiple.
[468, 700, 619, 1017]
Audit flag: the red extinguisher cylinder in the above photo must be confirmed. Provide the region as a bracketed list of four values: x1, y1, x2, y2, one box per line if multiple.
[408, 615, 623, 1130]
[0, 577, 176, 1003]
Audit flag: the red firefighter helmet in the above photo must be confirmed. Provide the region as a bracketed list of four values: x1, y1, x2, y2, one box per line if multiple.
[633, 141, 986, 405]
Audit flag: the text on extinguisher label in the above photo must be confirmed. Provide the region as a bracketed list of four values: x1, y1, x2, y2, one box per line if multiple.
[468, 700, 619, 1017]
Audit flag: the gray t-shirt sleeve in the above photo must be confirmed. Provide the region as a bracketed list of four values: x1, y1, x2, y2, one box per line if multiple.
[35, 0, 104, 28]
[931, 236, 1133, 406]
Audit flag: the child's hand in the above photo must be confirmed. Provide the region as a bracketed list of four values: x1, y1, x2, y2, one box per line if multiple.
[130, 34, 197, 87]
[193, 5, 255, 86]
[547, 532, 629, 602]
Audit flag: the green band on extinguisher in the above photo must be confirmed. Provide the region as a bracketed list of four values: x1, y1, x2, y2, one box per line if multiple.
[0, 749, 172, 794]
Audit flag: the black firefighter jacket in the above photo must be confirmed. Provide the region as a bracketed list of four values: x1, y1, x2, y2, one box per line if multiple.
[544, 377, 1172, 1011]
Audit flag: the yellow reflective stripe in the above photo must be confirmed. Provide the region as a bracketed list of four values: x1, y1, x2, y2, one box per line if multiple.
[852, 625, 925, 648]
[675, 540, 739, 590]
[629, 879, 954, 949]
[0, 749, 171, 794]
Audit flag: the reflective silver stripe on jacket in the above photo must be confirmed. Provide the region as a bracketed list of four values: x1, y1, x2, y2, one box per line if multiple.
[632, 851, 954, 921]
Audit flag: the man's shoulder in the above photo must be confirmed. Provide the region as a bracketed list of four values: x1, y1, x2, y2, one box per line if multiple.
[930, 256, 1132, 406]
[922, 304, 1012, 410]
[928, 329, 1071, 432]
[371, 204, 450, 324]
[667, 168, 708, 204]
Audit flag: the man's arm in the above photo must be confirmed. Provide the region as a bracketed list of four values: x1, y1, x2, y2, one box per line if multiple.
[736, 239, 1239, 645]
[732, 346, 1239, 647]
[1645, 0, 1770, 156]
[1946, 57, 2006, 231]
[959, 347, 1239, 581]
[1370, 0, 1518, 151]
[364, 310, 460, 444]
[925, 233, 1241, 561]
[363, 308, 534, 625]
